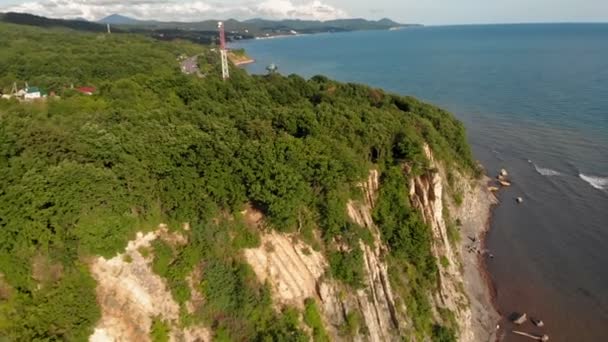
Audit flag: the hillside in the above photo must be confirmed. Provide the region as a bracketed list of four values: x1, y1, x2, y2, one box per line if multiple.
[0, 22, 494, 342]
[97, 14, 413, 36]
[0, 12, 118, 33]
[1, 12, 418, 46]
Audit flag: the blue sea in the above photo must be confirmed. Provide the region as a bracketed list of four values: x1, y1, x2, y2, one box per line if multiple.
[233, 23, 608, 341]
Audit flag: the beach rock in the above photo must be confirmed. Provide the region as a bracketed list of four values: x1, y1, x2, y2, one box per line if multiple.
[513, 312, 528, 324]
[531, 318, 545, 327]
[500, 169, 509, 177]
[513, 330, 549, 341]
[499, 180, 512, 187]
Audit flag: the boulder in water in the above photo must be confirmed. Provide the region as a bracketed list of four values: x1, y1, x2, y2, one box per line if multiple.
[531, 318, 544, 327]
[516, 197, 523, 203]
[500, 169, 509, 177]
[512, 312, 528, 324]
[499, 180, 512, 187]
[513, 330, 550, 341]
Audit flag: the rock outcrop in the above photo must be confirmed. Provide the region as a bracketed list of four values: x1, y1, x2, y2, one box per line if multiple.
[87, 145, 498, 342]
[243, 145, 498, 341]
[89, 227, 210, 342]
[409, 146, 472, 334]
[409, 145, 499, 342]
[244, 170, 403, 341]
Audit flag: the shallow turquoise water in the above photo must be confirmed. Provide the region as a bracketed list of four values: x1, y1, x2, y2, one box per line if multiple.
[233, 24, 608, 341]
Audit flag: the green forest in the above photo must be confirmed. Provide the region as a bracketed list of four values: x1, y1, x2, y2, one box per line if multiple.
[0, 22, 476, 341]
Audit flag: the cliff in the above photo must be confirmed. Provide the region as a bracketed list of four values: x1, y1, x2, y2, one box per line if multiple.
[228, 51, 255, 66]
[244, 145, 498, 341]
[0, 21, 494, 341]
[243, 169, 403, 341]
[89, 227, 210, 342]
[409, 145, 500, 341]
[86, 146, 498, 342]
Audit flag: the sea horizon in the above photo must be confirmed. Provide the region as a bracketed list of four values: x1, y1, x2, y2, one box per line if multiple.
[421, 21, 608, 27]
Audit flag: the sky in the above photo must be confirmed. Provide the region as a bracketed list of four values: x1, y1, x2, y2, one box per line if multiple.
[0, 0, 606, 25]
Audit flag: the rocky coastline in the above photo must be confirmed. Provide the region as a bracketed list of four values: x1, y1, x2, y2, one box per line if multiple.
[452, 174, 502, 341]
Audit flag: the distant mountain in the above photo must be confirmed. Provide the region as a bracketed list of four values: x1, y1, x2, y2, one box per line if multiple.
[0, 12, 118, 32]
[1, 12, 418, 46]
[98, 14, 142, 25]
[95, 14, 415, 35]
[231, 18, 399, 32]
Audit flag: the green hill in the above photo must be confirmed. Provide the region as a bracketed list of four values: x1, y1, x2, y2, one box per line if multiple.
[0, 12, 119, 33]
[1, 12, 419, 46]
[0, 22, 472, 341]
[97, 14, 412, 34]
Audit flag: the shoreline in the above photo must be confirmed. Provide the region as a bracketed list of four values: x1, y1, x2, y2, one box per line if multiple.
[453, 175, 502, 342]
[233, 58, 255, 66]
[478, 187, 503, 342]
[253, 33, 308, 40]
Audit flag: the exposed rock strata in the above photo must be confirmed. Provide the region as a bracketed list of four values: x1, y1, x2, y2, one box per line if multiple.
[409, 146, 472, 335]
[87, 146, 498, 342]
[410, 145, 499, 342]
[244, 146, 498, 341]
[244, 170, 402, 341]
[89, 227, 210, 342]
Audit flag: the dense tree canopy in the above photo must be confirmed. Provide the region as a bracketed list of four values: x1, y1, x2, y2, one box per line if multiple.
[0, 22, 474, 341]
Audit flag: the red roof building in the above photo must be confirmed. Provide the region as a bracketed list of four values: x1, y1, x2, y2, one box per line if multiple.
[75, 87, 96, 95]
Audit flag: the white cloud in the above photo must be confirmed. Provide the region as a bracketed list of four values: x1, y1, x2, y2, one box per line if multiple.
[1, 0, 349, 22]
[256, 0, 347, 21]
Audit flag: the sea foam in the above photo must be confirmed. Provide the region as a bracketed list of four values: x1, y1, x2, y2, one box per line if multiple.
[533, 164, 561, 176]
[579, 174, 608, 190]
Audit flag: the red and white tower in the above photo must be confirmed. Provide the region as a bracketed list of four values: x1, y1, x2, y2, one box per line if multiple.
[218, 21, 230, 80]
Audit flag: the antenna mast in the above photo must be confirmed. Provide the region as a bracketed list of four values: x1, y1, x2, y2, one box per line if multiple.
[218, 21, 230, 80]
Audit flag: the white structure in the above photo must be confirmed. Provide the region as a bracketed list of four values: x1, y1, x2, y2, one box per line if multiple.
[23, 86, 46, 100]
[218, 21, 230, 80]
[24, 88, 41, 100]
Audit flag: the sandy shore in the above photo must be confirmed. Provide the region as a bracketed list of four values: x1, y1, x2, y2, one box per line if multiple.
[233, 58, 255, 66]
[453, 176, 501, 341]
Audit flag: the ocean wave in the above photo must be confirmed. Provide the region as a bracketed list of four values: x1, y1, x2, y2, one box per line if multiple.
[534, 164, 562, 176]
[579, 174, 608, 190]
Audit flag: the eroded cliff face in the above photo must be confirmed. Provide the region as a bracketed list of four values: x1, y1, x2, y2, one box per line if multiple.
[242, 146, 497, 341]
[243, 171, 403, 341]
[409, 146, 473, 340]
[409, 145, 499, 342]
[87, 146, 497, 342]
[89, 226, 210, 342]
